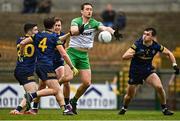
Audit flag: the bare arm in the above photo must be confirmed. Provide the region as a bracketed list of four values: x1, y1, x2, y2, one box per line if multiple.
[58, 32, 70, 42]
[122, 48, 136, 60]
[98, 26, 115, 34]
[162, 47, 177, 65]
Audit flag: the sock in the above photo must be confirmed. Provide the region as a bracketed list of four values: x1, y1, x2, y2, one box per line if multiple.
[161, 104, 167, 110]
[72, 97, 78, 103]
[31, 92, 37, 99]
[16, 106, 23, 112]
[64, 98, 69, 105]
[122, 105, 128, 110]
[32, 102, 39, 109]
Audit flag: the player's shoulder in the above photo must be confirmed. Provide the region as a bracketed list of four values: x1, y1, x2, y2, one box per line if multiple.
[134, 37, 143, 44]
[72, 17, 82, 23]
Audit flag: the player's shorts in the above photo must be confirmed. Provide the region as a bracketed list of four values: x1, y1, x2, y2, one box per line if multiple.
[128, 70, 155, 85]
[53, 59, 64, 70]
[14, 66, 35, 85]
[36, 64, 57, 81]
[66, 47, 90, 69]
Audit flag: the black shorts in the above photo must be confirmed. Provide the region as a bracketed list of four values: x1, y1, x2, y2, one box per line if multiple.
[53, 60, 64, 70]
[128, 71, 155, 85]
[14, 67, 35, 85]
[36, 64, 57, 81]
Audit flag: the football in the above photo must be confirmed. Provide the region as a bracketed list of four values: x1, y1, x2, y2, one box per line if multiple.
[98, 31, 112, 43]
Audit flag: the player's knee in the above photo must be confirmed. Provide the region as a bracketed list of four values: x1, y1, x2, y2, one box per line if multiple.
[53, 89, 58, 95]
[155, 85, 164, 92]
[63, 82, 70, 87]
[125, 93, 134, 99]
[83, 81, 91, 88]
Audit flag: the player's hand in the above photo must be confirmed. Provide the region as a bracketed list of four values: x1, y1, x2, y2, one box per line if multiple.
[71, 66, 79, 76]
[173, 65, 179, 75]
[113, 28, 123, 40]
[134, 50, 145, 57]
[78, 24, 85, 34]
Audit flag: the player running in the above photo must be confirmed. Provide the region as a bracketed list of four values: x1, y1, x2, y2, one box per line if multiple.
[118, 27, 179, 116]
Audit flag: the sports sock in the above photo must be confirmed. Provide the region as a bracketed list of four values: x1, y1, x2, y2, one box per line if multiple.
[31, 92, 37, 99]
[64, 98, 69, 105]
[33, 102, 39, 109]
[16, 106, 23, 112]
[161, 104, 166, 109]
[72, 97, 78, 103]
[122, 105, 128, 109]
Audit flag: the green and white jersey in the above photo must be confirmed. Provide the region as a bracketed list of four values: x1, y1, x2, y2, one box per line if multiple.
[69, 17, 103, 49]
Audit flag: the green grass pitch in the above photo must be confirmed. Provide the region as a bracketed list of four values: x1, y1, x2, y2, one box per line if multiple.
[0, 109, 180, 120]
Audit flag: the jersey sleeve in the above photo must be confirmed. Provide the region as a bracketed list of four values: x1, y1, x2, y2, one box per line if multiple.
[91, 19, 103, 29]
[131, 41, 138, 51]
[71, 18, 79, 26]
[155, 42, 164, 52]
[54, 35, 63, 46]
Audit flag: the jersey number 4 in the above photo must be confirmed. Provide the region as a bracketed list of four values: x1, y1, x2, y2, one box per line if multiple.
[39, 38, 47, 52]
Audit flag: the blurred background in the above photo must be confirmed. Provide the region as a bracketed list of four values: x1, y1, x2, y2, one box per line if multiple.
[0, 0, 180, 110]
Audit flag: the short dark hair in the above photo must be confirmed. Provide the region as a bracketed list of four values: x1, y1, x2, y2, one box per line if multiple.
[144, 27, 157, 36]
[43, 17, 55, 29]
[24, 22, 37, 33]
[54, 17, 63, 23]
[81, 2, 93, 10]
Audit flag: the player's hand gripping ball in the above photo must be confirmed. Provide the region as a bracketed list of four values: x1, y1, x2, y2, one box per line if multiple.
[98, 31, 112, 43]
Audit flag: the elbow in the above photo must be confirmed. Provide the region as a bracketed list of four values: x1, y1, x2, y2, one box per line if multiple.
[122, 55, 127, 60]
[122, 54, 132, 60]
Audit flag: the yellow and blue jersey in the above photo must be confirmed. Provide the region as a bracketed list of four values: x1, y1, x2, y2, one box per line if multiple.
[33, 31, 62, 65]
[128, 37, 164, 84]
[16, 35, 36, 69]
[130, 37, 164, 73]
[15, 35, 36, 85]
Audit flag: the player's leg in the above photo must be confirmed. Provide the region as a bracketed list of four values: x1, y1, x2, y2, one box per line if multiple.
[10, 69, 37, 115]
[25, 79, 46, 114]
[10, 82, 38, 115]
[55, 66, 71, 105]
[118, 84, 138, 115]
[45, 79, 73, 115]
[70, 69, 91, 114]
[63, 82, 70, 105]
[146, 73, 174, 115]
[55, 66, 65, 82]
[61, 64, 73, 84]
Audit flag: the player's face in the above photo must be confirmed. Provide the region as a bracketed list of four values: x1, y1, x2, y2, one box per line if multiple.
[32, 26, 38, 34]
[54, 21, 62, 34]
[143, 31, 153, 42]
[81, 5, 93, 18]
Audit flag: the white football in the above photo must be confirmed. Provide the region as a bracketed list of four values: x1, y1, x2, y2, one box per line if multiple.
[98, 31, 112, 43]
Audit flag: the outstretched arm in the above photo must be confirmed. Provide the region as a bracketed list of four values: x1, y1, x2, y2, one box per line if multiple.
[162, 47, 179, 74]
[98, 26, 123, 40]
[162, 47, 176, 65]
[58, 32, 71, 42]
